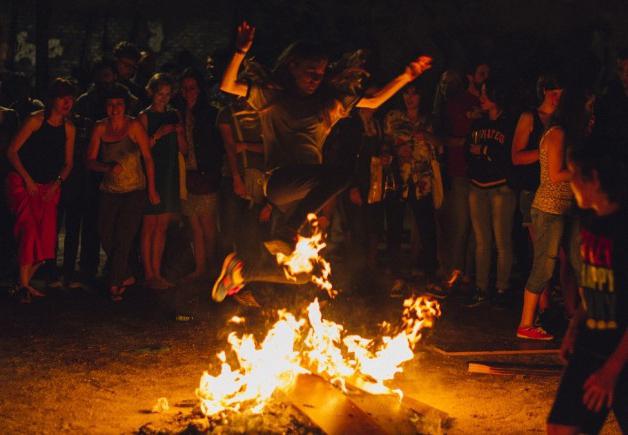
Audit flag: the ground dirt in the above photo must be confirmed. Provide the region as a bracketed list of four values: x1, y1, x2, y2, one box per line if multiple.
[0, 265, 622, 434]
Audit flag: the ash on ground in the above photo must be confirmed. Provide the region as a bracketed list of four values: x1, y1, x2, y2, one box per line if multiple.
[139, 397, 323, 434]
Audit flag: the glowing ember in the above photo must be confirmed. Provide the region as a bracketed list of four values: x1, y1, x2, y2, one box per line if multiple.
[196, 295, 441, 416]
[275, 213, 337, 298]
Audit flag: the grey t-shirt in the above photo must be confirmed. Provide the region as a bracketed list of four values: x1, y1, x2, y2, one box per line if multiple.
[247, 84, 360, 168]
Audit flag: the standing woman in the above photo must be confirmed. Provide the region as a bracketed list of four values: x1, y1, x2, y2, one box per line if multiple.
[86, 83, 160, 301]
[177, 69, 223, 280]
[6, 78, 76, 302]
[384, 84, 443, 293]
[517, 87, 595, 340]
[139, 73, 188, 289]
[465, 79, 517, 307]
[511, 74, 563, 314]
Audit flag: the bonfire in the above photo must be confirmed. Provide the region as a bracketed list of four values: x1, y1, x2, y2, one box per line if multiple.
[196, 214, 441, 417]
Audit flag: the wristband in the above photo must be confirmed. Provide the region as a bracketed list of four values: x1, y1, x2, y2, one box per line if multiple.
[235, 48, 247, 55]
[55, 175, 63, 184]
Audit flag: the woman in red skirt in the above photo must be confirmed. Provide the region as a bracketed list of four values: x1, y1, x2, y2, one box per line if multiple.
[6, 78, 76, 302]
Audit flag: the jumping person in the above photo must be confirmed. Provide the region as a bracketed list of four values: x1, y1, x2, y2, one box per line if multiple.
[546, 136, 627, 435]
[211, 21, 432, 303]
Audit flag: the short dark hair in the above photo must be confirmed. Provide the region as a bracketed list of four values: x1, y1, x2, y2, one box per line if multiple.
[113, 41, 141, 62]
[47, 77, 77, 102]
[569, 135, 628, 205]
[103, 82, 131, 105]
[273, 40, 329, 88]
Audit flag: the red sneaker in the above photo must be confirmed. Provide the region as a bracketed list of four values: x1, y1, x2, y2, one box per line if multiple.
[516, 326, 554, 341]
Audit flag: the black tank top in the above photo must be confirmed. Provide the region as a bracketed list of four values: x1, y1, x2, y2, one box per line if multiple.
[19, 119, 66, 184]
[510, 110, 543, 191]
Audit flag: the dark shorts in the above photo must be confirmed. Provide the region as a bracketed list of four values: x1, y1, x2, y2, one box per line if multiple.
[548, 347, 628, 433]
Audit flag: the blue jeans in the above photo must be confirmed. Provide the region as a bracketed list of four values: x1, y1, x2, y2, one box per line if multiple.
[468, 184, 516, 291]
[525, 208, 579, 293]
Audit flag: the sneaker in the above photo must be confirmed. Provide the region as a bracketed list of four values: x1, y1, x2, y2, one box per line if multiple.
[211, 253, 245, 303]
[463, 289, 488, 307]
[516, 326, 554, 341]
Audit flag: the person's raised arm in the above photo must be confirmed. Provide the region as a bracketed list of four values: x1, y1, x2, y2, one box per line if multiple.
[357, 56, 432, 109]
[545, 128, 571, 183]
[220, 21, 255, 97]
[511, 112, 539, 165]
[130, 119, 160, 205]
[86, 122, 117, 173]
[7, 112, 44, 195]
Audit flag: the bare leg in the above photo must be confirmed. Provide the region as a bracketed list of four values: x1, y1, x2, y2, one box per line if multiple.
[519, 288, 540, 328]
[186, 215, 207, 279]
[153, 213, 174, 285]
[20, 262, 45, 297]
[141, 215, 157, 281]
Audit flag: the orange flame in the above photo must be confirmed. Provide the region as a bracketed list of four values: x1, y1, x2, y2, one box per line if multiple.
[275, 214, 338, 298]
[196, 295, 441, 416]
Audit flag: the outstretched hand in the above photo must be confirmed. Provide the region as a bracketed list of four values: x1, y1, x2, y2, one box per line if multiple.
[236, 21, 255, 54]
[404, 56, 433, 80]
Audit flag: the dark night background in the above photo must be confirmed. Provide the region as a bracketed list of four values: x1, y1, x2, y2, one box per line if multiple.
[1, 0, 628, 98]
[1, 1, 627, 433]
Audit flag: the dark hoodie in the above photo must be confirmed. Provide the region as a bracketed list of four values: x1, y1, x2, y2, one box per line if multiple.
[467, 113, 515, 188]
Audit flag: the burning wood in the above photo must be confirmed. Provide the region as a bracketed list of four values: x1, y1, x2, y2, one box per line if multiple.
[196, 296, 441, 418]
[195, 212, 442, 430]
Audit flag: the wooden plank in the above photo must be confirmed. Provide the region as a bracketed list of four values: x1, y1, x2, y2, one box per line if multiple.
[343, 387, 421, 435]
[468, 362, 563, 376]
[344, 382, 451, 434]
[428, 344, 559, 357]
[281, 374, 386, 435]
